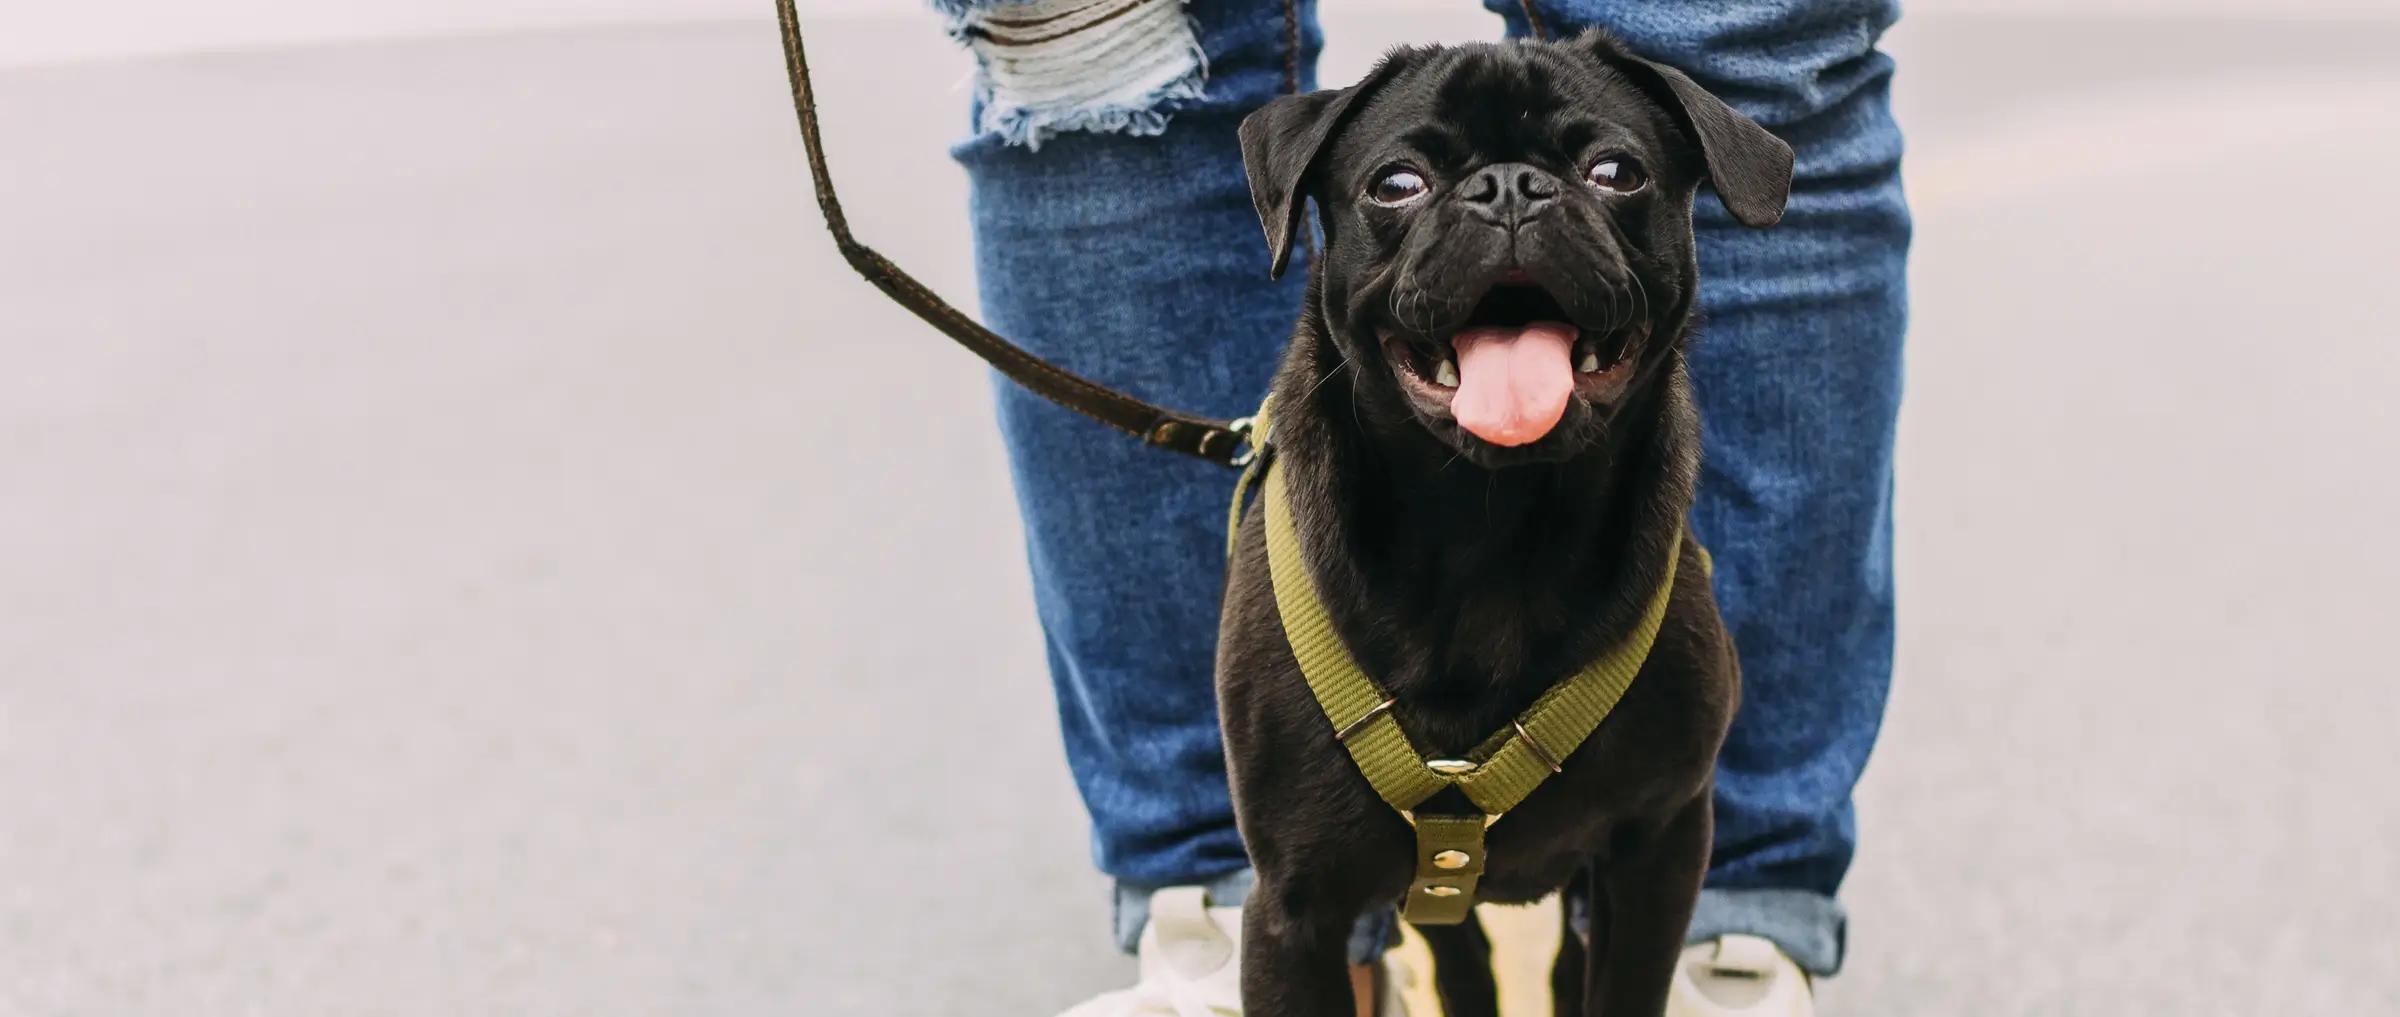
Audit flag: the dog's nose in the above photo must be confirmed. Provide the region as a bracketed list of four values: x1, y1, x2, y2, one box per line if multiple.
[1460, 162, 1558, 226]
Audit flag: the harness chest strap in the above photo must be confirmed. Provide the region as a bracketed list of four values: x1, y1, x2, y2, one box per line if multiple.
[1256, 460, 1700, 924]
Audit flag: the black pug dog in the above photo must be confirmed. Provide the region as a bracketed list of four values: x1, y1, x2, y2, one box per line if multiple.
[1215, 31, 1792, 1017]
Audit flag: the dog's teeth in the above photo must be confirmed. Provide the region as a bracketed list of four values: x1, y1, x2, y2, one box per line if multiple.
[1577, 350, 1602, 374]
[1434, 358, 1460, 387]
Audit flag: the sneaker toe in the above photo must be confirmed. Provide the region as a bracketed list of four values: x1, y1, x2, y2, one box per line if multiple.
[1665, 935, 1814, 1017]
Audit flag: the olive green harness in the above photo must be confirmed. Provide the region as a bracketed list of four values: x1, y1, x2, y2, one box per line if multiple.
[1232, 406, 1698, 925]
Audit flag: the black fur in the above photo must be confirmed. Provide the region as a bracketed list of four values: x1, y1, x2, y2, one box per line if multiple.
[1218, 32, 1790, 1016]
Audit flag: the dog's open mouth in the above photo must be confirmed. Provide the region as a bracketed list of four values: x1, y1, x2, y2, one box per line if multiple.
[1382, 282, 1640, 446]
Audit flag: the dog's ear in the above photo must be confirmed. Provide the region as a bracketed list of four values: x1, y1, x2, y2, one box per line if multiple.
[1583, 31, 1794, 228]
[1237, 58, 1409, 278]
[1238, 88, 1363, 279]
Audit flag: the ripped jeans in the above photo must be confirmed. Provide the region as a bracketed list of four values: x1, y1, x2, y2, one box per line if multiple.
[944, 0, 1908, 975]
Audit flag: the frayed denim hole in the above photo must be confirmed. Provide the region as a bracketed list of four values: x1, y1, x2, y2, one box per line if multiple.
[949, 0, 1208, 150]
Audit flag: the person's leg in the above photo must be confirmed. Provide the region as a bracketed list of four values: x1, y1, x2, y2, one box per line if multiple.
[941, 0, 1394, 968]
[1492, 0, 1911, 977]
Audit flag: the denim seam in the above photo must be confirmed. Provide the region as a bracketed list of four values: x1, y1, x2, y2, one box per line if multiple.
[1278, 0, 1317, 270]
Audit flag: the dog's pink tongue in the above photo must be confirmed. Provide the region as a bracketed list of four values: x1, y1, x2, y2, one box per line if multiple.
[1450, 321, 1576, 446]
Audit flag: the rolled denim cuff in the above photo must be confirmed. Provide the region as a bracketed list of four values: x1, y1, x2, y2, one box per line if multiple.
[1686, 887, 1847, 976]
[1115, 869, 1400, 966]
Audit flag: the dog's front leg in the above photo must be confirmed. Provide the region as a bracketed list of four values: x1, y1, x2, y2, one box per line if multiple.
[1417, 916, 1500, 1017]
[1583, 790, 1712, 1016]
[1240, 876, 1362, 1017]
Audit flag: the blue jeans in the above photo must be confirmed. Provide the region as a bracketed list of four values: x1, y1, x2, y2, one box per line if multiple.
[945, 0, 1906, 975]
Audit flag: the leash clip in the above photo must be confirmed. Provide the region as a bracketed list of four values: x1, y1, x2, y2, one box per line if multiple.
[1226, 416, 1261, 467]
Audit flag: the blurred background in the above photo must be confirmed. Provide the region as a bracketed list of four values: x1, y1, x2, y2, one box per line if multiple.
[4, 1, 2396, 1015]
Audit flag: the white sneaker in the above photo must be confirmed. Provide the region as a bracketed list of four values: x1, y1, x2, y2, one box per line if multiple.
[1058, 886, 1407, 1017]
[1664, 935, 1814, 1017]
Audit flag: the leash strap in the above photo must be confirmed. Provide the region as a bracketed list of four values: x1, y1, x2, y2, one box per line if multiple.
[1258, 461, 1696, 923]
[770, 0, 1254, 467]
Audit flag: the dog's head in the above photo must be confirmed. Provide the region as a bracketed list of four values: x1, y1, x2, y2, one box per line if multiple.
[1240, 33, 1791, 466]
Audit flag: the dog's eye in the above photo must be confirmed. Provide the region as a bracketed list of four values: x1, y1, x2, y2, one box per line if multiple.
[1369, 168, 1429, 206]
[1585, 156, 1647, 193]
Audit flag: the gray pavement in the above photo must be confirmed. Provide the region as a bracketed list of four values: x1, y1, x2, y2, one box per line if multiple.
[3, 11, 2397, 1017]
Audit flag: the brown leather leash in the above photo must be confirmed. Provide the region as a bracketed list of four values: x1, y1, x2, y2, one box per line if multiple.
[770, 0, 1258, 467]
